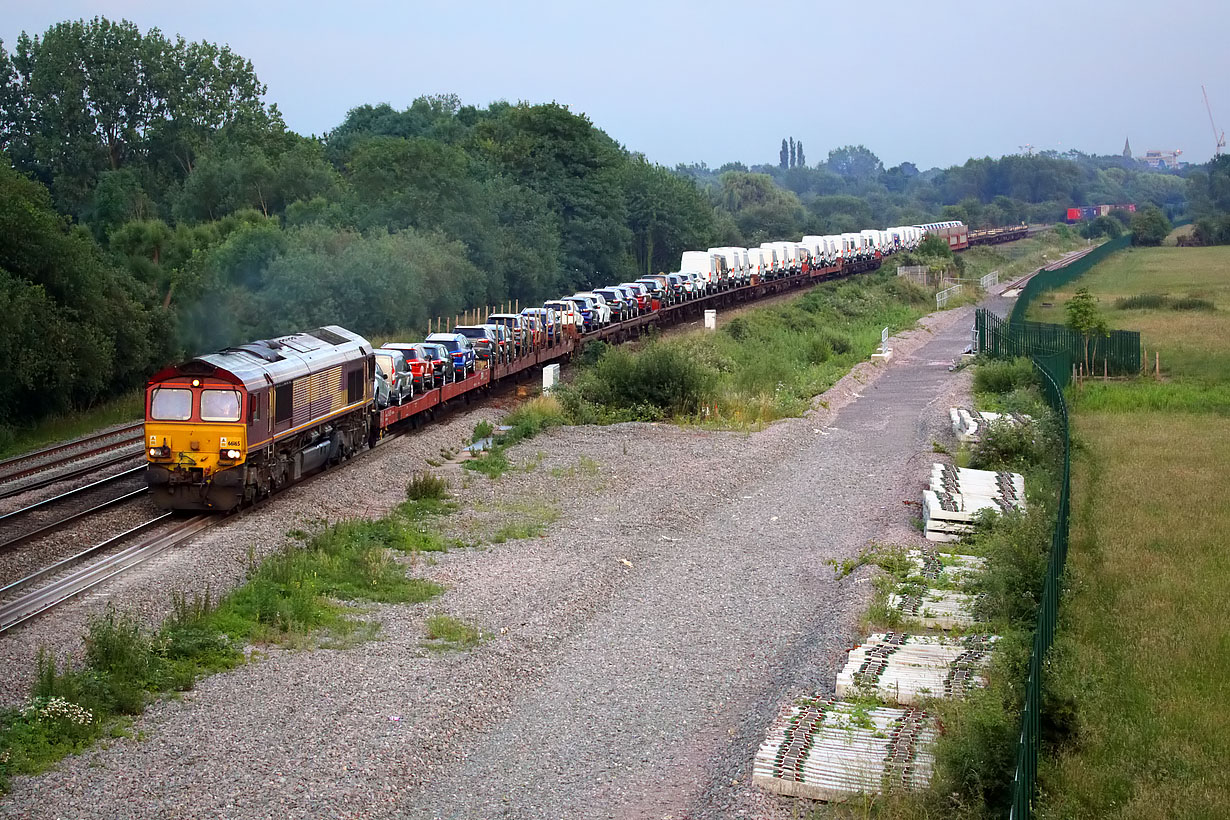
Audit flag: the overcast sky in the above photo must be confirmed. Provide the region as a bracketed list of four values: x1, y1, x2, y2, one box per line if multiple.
[3, 0, 1228, 170]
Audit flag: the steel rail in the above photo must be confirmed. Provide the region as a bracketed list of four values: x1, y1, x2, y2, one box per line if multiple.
[0, 466, 146, 525]
[0, 449, 144, 501]
[0, 513, 173, 598]
[0, 435, 144, 485]
[0, 422, 143, 473]
[0, 488, 151, 553]
[0, 516, 211, 632]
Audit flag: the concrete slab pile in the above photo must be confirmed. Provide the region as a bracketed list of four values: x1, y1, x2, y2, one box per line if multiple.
[835, 632, 997, 705]
[924, 464, 1025, 542]
[752, 699, 937, 801]
[950, 407, 1032, 443]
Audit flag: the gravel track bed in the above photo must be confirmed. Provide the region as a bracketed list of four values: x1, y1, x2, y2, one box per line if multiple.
[0, 495, 165, 594]
[0, 473, 147, 550]
[0, 301, 984, 819]
[0, 453, 145, 515]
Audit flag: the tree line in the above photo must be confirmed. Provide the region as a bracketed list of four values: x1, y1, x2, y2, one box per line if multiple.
[0, 16, 1206, 433]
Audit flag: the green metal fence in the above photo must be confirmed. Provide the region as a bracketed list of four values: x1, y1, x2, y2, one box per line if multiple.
[1008, 233, 1131, 325]
[975, 309, 1072, 820]
[977, 311, 1141, 376]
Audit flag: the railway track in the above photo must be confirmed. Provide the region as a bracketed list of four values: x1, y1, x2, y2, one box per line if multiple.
[0, 421, 144, 497]
[0, 466, 148, 552]
[0, 515, 210, 633]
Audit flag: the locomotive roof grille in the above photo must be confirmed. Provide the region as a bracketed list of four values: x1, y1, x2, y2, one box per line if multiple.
[308, 327, 349, 345]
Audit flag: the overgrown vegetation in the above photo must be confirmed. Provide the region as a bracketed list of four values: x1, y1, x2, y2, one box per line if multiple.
[0, 477, 459, 790]
[463, 396, 568, 478]
[558, 268, 932, 427]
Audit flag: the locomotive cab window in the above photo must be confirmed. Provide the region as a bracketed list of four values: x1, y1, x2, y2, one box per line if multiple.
[275, 384, 293, 423]
[201, 389, 241, 422]
[248, 394, 260, 421]
[150, 388, 192, 421]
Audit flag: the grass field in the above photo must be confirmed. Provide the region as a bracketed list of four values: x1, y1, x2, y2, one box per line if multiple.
[1035, 245, 1230, 817]
[1027, 246, 1230, 383]
[1039, 412, 1230, 818]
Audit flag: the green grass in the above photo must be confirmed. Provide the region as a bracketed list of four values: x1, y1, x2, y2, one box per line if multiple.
[0, 490, 455, 790]
[559, 268, 936, 428]
[464, 396, 568, 479]
[0, 390, 143, 460]
[1027, 246, 1230, 383]
[1027, 245, 1230, 817]
[1038, 412, 1230, 818]
[423, 615, 481, 650]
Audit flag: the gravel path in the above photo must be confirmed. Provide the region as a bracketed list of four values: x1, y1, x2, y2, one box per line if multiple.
[0, 298, 986, 819]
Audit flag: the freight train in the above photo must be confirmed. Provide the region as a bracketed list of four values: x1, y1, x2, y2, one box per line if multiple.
[1066, 204, 1136, 223]
[145, 219, 1004, 511]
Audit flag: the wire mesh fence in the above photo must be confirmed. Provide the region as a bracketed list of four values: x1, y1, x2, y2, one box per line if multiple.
[976, 310, 1141, 376]
[976, 308, 1072, 820]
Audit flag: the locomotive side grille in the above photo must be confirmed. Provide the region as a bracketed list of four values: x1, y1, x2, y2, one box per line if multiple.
[307, 366, 343, 417]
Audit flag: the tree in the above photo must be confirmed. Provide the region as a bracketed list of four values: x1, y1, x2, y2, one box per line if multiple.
[1065, 287, 1109, 373]
[796, 141, 805, 168]
[780, 138, 788, 169]
[825, 145, 884, 180]
[1129, 205, 1171, 246]
[789, 137, 796, 169]
[1, 18, 274, 215]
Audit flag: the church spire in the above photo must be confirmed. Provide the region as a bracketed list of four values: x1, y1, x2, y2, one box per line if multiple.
[1123, 137, 1132, 158]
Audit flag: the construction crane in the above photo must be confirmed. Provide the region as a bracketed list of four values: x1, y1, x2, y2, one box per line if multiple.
[1204, 85, 1226, 157]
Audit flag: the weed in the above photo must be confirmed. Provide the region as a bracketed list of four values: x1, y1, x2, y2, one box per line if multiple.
[463, 448, 511, 478]
[471, 419, 494, 442]
[423, 615, 480, 650]
[972, 358, 1037, 395]
[405, 472, 449, 501]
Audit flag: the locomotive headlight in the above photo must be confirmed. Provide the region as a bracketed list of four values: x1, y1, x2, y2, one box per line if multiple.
[149, 446, 170, 458]
[224, 449, 242, 460]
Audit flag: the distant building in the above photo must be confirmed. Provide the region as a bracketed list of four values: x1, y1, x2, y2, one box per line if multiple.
[1138, 149, 1184, 169]
[1123, 138, 1132, 158]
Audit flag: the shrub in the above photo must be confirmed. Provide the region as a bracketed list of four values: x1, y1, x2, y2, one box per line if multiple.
[969, 420, 1051, 475]
[471, 419, 494, 442]
[1114, 293, 1169, 310]
[406, 472, 449, 501]
[973, 358, 1037, 395]
[1170, 296, 1215, 311]
[575, 342, 715, 417]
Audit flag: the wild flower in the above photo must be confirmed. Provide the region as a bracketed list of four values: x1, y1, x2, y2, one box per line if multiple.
[21, 696, 94, 726]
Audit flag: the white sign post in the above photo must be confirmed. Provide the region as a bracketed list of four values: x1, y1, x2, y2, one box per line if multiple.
[542, 363, 560, 393]
[704, 310, 717, 330]
[872, 326, 892, 362]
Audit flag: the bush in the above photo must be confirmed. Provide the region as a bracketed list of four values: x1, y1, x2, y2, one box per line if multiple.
[574, 342, 715, 417]
[973, 358, 1037, 395]
[1129, 206, 1171, 246]
[1113, 294, 1214, 311]
[969, 420, 1052, 475]
[1114, 293, 1169, 310]
[1169, 296, 1215, 311]
[471, 420, 494, 442]
[406, 472, 449, 501]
